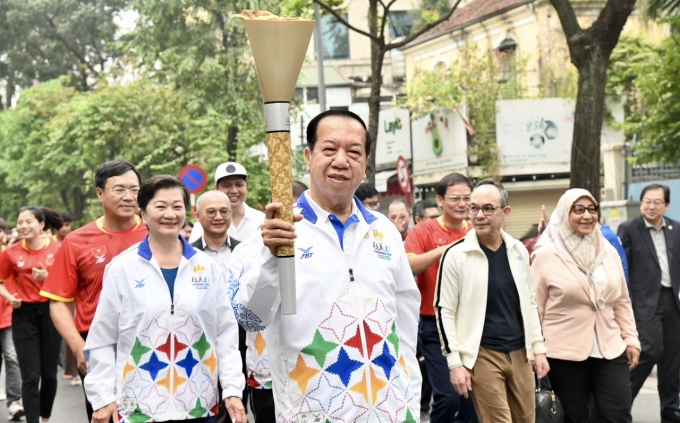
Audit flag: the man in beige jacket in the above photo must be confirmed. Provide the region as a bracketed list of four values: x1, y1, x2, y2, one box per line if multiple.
[435, 179, 549, 423]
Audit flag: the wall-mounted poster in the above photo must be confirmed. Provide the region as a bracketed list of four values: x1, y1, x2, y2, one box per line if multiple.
[496, 98, 574, 165]
[376, 107, 411, 165]
[411, 108, 468, 175]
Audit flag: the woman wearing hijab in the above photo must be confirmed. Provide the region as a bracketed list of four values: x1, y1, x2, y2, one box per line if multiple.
[84, 175, 246, 423]
[531, 188, 640, 423]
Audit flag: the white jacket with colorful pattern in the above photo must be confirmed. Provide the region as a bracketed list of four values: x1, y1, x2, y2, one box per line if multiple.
[229, 192, 422, 423]
[84, 236, 245, 422]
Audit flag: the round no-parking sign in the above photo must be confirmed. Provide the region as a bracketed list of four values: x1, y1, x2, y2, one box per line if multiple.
[178, 165, 208, 194]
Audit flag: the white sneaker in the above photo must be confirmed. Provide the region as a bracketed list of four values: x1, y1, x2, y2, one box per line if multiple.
[8, 400, 24, 420]
[0, 388, 6, 401]
[70, 375, 82, 386]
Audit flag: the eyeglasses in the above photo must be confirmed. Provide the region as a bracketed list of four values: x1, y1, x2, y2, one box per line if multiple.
[571, 205, 599, 215]
[364, 201, 380, 209]
[443, 195, 471, 204]
[205, 208, 231, 219]
[469, 204, 501, 216]
[107, 187, 140, 197]
[642, 199, 665, 207]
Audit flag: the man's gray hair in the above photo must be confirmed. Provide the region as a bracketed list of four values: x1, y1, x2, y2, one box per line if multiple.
[388, 199, 412, 214]
[474, 179, 509, 207]
[195, 190, 230, 212]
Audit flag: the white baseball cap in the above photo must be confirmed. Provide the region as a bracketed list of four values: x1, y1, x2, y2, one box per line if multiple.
[214, 162, 247, 184]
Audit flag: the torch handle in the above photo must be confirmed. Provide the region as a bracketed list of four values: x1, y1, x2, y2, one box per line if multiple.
[264, 102, 296, 315]
[266, 131, 295, 258]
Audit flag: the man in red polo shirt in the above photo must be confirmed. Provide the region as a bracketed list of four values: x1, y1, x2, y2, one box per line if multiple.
[405, 173, 477, 423]
[40, 160, 148, 422]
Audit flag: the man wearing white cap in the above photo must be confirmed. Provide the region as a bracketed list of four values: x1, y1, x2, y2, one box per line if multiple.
[190, 161, 265, 243]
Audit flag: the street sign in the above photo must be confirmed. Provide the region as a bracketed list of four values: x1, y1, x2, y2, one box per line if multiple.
[396, 155, 411, 194]
[179, 165, 208, 194]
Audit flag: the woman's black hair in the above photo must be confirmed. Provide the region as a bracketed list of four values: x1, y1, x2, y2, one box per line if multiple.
[18, 207, 63, 232]
[137, 175, 190, 212]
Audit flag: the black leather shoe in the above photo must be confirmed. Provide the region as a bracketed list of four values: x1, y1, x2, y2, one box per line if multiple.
[661, 409, 680, 423]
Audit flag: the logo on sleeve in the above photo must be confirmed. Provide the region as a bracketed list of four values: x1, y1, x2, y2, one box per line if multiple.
[134, 279, 146, 288]
[298, 246, 314, 259]
[91, 246, 107, 264]
[191, 265, 211, 290]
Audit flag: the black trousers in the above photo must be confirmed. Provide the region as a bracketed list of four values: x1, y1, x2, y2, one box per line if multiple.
[12, 302, 62, 423]
[630, 287, 680, 413]
[249, 388, 276, 423]
[419, 316, 477, 423]
[548, 354, 632, 423]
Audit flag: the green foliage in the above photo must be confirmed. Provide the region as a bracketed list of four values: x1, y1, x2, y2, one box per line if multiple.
[624, 17, 680, 163]
[126, 0, 284, 208]
[0, 0, 127, 101]
[402, 45, 527, 177]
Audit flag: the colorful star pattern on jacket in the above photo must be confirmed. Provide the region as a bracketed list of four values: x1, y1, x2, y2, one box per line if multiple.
[119, 305, 220, 421]
[279, 279, 416, 423]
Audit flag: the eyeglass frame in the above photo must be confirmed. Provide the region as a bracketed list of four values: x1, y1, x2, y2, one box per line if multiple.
[363, 201, 380, 209]
[106, 187, 140, 197]
[442, 195, 472, 204]
[570, 204, 599, 216]
[468, 203, 503, 216]
[641, 199, 666, 207]
[204, 208, 231, 219]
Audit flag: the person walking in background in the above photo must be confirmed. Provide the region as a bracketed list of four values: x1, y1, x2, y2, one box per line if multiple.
[409, 200, 438, 421]
[532, 188, 640, 423]
[405, 173, 476, 423]
[412, 200, 440, 225]
[598, 221, 629, 285]
[189, 162, 265, 244]
[55, 212, 73, 242]
[435, 179, 548, 423]
[355, 183, 380, 211]
[0, 207, 63, 423]
[85, 176, 245, 423]
[618, 183, 680, 423]
[292, 181, 308, 203]
[40, 159, 148, 422]
[0, 217, 24, 420]
[388, 199, 412, 241]
[181, 220, 194, 241]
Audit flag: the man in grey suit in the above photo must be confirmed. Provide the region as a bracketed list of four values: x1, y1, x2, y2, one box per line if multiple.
[618, 183, 680, 423]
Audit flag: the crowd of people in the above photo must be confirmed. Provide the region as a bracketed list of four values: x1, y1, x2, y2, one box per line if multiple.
[0, 109, 675, 423]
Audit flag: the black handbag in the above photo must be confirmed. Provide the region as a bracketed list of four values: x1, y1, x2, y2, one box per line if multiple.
[535, 376, 565, 423]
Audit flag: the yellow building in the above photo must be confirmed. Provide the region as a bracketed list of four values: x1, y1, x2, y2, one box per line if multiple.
[398, 0, 664, 238]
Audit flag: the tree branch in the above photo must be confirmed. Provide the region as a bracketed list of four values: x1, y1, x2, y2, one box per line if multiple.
[378, 0, 399, 40]
[314, 0, 378, 41]
[385, 0, 463, 50]
[548, 0, 582, 40]
[591, 0, 637, 55]
[44, 14, 98, 76]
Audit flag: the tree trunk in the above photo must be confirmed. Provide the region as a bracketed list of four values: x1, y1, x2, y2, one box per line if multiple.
[365, 0, 382, 185]
[227, 125, 238, 160]
[570, 48, 609, 202]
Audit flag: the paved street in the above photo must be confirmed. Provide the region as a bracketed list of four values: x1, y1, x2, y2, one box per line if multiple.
[0, 368, 663, 422]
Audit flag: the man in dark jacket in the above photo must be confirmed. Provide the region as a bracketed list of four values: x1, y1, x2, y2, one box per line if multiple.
[618, 183, 680, 423]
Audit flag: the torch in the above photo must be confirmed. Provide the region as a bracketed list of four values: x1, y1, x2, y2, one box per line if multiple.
[234, 11, 315, 315]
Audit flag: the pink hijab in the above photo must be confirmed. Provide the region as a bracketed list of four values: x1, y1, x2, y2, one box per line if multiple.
[535, 188, 605, 274]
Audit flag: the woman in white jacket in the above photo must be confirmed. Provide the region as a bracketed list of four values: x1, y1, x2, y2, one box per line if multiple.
[84, 175, 246, 423]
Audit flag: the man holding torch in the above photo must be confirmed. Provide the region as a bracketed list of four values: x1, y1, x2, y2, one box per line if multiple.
[229, 110, 422, 422]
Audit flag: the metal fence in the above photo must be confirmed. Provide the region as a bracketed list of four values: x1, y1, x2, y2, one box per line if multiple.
[629, 162, 680, 183]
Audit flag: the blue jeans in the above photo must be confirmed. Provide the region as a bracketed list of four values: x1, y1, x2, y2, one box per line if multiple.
[419, 317, 477, 423]
[0, 326, 22, 404]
